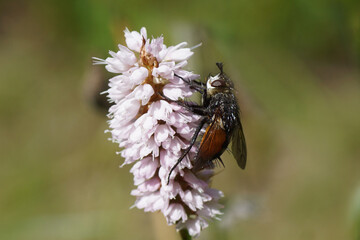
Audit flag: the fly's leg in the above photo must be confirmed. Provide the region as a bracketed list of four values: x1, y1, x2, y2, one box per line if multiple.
[174, 74, 205, 93]
[158, 92, 207, 116]
[175, 74, 208, 105]
[217, 156, 225, 168]
[167, 118, 208, 184]
[174, 73, 208, 105]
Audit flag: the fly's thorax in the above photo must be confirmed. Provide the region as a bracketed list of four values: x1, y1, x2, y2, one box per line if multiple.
[207, 92, 240, 134]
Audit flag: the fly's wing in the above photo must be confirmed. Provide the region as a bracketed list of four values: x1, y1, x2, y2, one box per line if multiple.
[231, 123, 247, 169]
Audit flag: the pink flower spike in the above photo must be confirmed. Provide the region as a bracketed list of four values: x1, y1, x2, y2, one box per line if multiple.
[95, 27, 223, 238]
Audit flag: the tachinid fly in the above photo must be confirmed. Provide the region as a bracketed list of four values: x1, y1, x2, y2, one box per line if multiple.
[165, 62, 247, 184]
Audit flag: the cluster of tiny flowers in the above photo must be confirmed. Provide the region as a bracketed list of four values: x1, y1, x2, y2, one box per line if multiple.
[94, 27, 223, 237]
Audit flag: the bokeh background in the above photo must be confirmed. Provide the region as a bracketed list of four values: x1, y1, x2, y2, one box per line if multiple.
[1, 0, 359, 239]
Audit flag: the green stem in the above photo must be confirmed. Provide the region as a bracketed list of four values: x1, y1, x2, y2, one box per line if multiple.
[179, 229, 192, 240]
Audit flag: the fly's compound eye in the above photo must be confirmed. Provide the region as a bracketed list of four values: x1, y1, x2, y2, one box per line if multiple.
[211, 80, 225, 87]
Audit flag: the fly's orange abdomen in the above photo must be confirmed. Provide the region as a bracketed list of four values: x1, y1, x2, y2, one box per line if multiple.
[193, 121, 227, 170]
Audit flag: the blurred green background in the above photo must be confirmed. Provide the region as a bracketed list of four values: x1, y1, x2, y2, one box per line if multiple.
[1, 0, 359, 239]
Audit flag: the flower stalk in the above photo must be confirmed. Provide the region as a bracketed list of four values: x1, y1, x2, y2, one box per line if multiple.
[180, 229, 192, 240]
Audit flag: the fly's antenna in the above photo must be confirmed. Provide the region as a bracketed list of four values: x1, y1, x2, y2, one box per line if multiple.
[216, 62, 224, 74]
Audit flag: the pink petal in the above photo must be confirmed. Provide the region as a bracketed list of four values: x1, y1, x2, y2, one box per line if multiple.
[165, 48, 193, 62]
[154, 124, 175, 145]
[133, 84, 154, 105]
[124, 27, 146, 52]
[162, 85, 183, 100]
[164, 203, 188, 224]
[148, 100, 173, 121]
[130, 67, 149, 86]
[137, 177, 161, 193]
[130, 157, 159, 184]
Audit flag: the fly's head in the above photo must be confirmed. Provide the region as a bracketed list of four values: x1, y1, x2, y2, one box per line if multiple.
[206, 62, 234, 96]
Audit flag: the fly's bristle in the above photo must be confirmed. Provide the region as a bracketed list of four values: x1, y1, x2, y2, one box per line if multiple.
[216, 62, 224, 73]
